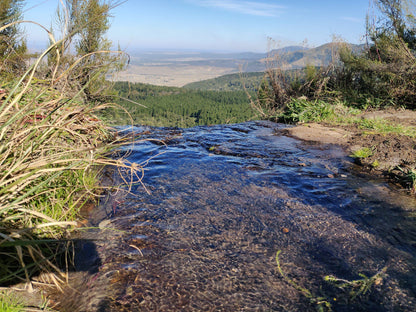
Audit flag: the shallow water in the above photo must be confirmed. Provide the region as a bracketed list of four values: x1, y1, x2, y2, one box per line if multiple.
[70, 121, 416, 311]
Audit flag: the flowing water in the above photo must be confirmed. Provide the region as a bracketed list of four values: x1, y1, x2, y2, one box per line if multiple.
[66, 121, 416, 311]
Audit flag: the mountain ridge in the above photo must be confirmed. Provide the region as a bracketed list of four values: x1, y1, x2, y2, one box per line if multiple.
[113, 42, 365, 87]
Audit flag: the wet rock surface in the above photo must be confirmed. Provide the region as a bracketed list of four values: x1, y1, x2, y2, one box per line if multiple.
[62, 121, 416, 311]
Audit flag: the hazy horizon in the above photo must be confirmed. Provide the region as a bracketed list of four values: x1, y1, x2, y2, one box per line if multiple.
[24, 0, 369, 54]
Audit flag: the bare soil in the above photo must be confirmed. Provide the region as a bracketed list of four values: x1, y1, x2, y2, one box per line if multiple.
[282, 109, 416, 192]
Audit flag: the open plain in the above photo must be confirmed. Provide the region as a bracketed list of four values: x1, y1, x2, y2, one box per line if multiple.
[112, 63, 237, 87]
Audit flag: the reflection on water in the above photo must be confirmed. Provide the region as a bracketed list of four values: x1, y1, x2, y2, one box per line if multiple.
[76, 121, 416, 311]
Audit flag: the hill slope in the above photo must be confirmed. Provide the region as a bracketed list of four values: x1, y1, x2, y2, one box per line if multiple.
[184, 72, 265, 91]
[113, 43, 364, 87]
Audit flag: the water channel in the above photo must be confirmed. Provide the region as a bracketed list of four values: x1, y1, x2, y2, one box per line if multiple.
[65, 121, 416, 311]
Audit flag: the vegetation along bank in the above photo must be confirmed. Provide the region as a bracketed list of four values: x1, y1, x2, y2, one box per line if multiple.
[0, 0, 142, 309]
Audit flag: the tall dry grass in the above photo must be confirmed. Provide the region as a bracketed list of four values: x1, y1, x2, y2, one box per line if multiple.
[243, 38, 347, 121]
[0, 21, 143, 287]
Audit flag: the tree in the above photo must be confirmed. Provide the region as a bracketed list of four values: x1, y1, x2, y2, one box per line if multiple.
[72, 0, 127, 101]
[375, 0, 416, 48]
[0, 0, 27, 74]
[339, 0, 416, 108]
[73, 0, 110, 55]
[50, 0, 125, 102]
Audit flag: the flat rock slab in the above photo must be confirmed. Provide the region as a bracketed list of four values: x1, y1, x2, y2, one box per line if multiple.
[284, 123, 351, 145]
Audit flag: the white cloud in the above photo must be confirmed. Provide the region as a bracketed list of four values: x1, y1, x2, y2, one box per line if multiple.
[190, 0, 285, 17]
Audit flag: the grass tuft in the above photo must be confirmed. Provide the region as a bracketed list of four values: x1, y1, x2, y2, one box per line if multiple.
[350, 147, 373, 159]
[0, 22, 141, 287]
[0, 290, 24, 312]
[276, 250, 332, 311]
[276, 250, 386, 311]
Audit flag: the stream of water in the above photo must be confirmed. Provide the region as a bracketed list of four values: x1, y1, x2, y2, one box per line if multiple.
[67, 121, 416, 311]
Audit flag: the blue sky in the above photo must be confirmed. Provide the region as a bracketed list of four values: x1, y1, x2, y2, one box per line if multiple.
[23, 0, 369, 52]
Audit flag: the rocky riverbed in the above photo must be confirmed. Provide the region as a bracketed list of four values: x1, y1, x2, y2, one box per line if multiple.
[51, 120, 416, 311]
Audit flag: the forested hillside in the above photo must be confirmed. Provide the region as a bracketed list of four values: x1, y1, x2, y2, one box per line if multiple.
[184, 72, 264, 91]
[107, 67, 317, 127]
[104, 82, 254, 127]
[183, 69, 307, 91]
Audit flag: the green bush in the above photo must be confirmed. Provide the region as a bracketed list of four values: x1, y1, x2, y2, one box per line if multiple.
[280, 98, 337, 123]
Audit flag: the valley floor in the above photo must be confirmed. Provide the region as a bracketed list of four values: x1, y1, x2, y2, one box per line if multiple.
[112, 64, 237, 87]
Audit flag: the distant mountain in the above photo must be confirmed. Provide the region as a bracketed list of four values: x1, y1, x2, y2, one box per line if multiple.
[281, 43, 364, 68]
[178, 43, 362, 73]
[128, 43, 364, 71]
[270, 45, 310, 54]
[247, 43, 365, 71]
[117, 43, 366, 87]
[184, 43, 366, 91]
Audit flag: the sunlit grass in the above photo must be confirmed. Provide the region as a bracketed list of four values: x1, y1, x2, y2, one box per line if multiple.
[350, 147, 373, 159]
[279, 98, 416, 138]
[0, 291, 24, 312]
[279, 98, 360, 124]
[353, 117, 416, 137]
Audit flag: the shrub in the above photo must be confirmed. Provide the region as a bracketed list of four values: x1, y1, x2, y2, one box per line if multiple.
[339, 0, 416, 108]
[280, 98, 337, 123]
